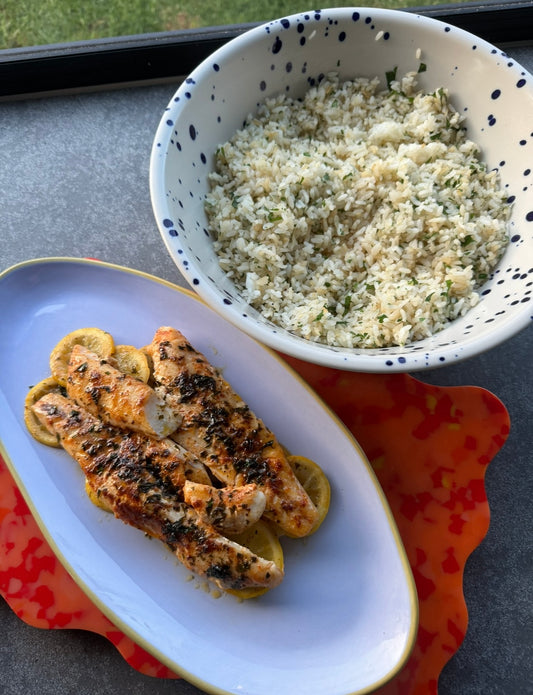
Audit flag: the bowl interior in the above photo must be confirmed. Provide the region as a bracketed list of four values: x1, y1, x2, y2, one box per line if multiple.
[150, 8, 533, 371]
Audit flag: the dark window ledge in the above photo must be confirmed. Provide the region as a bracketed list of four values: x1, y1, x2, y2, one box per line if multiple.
[0, 1, 532, 98]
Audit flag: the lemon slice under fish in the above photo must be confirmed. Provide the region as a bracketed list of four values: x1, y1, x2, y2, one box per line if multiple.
[226, 520, 284, 600]
[24, 377, 64, 447]
[288, 455, 331, 536]
[49, 327, 115, 386]
[113, 344, 151, 383]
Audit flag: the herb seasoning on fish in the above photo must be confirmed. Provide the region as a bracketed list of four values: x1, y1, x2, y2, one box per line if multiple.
[146, 326, 319, 537]
[32, 391, 283, 592]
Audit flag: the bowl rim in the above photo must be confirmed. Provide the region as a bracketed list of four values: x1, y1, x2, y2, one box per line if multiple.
[150, 7, 533, 373]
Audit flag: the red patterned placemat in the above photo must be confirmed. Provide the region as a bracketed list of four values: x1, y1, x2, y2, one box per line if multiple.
[0, 365, 509, 693]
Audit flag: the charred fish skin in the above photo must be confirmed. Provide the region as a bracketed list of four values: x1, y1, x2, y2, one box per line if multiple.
[146, 326, 319, 537]
[159, 505, 282, 591]
[31, 392, 204, 499]
[31, 392, 283, 591]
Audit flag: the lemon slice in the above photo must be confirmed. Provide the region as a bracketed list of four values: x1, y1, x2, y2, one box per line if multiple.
[226, 520, 284, 600]
[288, 455, 331, 535]
[84, 479, 112, 512]
[24, 377, 63, 447]
[49, 328, 115, 386]
[113, 344, 151, 383]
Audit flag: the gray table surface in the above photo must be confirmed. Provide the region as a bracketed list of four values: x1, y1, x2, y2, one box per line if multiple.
[1, 43, 532, 695]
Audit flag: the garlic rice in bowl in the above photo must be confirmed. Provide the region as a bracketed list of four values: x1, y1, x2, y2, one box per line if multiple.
[150, 8, 533, 372]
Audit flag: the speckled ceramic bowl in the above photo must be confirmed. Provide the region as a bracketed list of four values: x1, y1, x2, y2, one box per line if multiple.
[150, 7, 533, 372]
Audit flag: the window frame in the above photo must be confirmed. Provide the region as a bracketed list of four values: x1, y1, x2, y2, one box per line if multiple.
[0, 0, 531, 98]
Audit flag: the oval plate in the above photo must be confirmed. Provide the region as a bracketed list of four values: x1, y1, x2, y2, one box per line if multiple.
[0, 258, 417, 695]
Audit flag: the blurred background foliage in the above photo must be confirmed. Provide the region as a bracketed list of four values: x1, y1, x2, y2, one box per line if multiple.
[1, 0, 474, 49]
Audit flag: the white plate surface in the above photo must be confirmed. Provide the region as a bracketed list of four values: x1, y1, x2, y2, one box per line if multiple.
[0, 258, 417, 695]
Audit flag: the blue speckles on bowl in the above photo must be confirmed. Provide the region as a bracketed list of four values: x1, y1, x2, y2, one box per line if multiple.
[150, 7, 533, 373]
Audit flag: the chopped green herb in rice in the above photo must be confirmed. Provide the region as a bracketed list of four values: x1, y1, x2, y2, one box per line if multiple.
[206, 72, 510, 348]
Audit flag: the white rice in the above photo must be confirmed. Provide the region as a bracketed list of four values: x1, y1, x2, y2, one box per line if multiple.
[205, 72, 510, 348]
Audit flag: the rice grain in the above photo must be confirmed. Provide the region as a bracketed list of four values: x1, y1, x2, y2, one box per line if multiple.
[206, 72, 510, 348]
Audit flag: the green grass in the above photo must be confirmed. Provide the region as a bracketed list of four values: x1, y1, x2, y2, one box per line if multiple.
[1, 0, 467, 49]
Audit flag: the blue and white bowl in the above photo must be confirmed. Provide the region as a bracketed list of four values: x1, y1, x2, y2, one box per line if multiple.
[150, 7, 533, 372]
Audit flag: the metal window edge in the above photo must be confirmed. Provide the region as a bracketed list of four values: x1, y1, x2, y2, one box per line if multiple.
[0, 2, 532, 99]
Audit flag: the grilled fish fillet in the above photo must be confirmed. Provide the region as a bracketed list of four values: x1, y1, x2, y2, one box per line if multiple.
[145, 326, 319, 537]
[32, 393, 283, 592]
[183, 481, 266, 535]
[67, 344, 180, 439]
